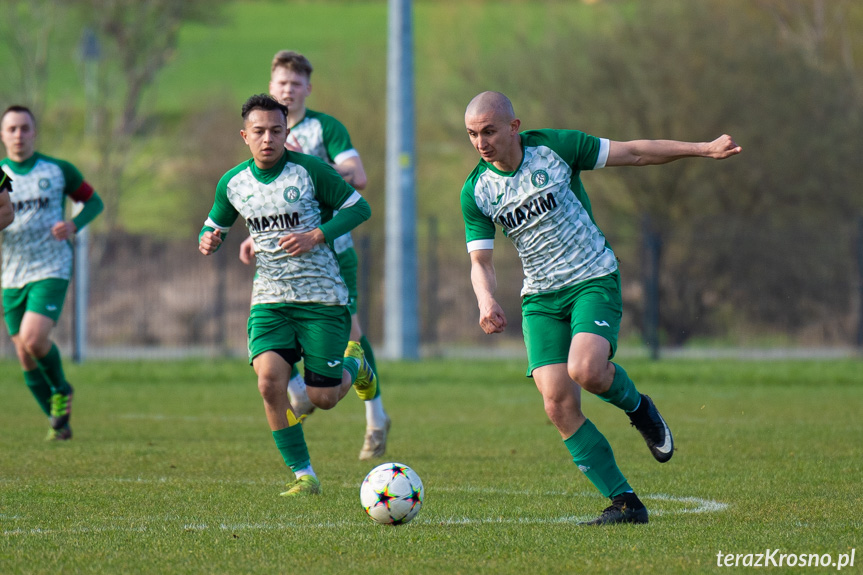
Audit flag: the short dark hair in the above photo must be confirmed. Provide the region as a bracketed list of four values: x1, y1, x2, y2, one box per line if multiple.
[1, 105, 36, 127]
[241, 94, 288, 121]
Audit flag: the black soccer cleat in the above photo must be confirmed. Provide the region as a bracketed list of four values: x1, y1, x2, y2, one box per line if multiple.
[580, 492, 648, 526]
[49, 385, 74, 431]
[628, 394, 674, 463]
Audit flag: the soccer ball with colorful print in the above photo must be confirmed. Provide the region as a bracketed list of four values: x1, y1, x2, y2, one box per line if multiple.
[360, 462, 424, 525]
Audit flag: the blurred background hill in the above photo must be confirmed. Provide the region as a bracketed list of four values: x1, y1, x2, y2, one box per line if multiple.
[1, 0, 862, 358]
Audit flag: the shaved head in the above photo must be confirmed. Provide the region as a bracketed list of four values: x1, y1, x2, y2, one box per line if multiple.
[464, 91, 522, 171]
[465, 91, 515, 122]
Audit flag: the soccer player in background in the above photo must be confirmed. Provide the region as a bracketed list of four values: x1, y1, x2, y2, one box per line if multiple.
[238, 50, 390, 461]
[460, 91, 741, 525]
[0, 170, 14, 230]
[199, 94, 378, 497]
[1, 105, 104, 441]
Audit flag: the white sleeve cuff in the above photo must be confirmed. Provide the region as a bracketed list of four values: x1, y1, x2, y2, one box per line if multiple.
[466, 239, 494, 253]
[338, 190, 364, 209]
[333, 149, 360, 165]
[594, 138, 610, 169]
[204, 217, 230, 232]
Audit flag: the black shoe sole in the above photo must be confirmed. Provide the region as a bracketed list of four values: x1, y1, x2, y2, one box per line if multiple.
[631, 395, 674, 463]
[580, 507, 649, 526]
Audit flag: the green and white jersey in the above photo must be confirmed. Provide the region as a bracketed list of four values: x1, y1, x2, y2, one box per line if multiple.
[461, 129, 617, 296]
[1, 153, 89, 288]
[205, 150, 360, 307]
[290, 109, 359, 255]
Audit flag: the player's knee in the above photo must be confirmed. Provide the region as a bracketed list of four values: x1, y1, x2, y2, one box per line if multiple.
[312, 394, 339, 410]
[307, 386, 340, 410]
[17, 331, 48, 358]
[567, 359, 606, 394]
[13, 343, 33, 366]
[304, 370, 343, 410]
[256, 372, 284, 402]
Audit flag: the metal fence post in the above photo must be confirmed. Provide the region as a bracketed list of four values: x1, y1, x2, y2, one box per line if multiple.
[856, 216, 863, 348]
[642, 215, 662, 360]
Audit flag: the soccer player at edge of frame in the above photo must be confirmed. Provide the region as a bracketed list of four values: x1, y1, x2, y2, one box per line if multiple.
[198, 94, 379, 498]
[0, 170, 14, 230]
[1, 105, 105, 441]
[460, 91, 741, 526]
[238, 50, 390, 461]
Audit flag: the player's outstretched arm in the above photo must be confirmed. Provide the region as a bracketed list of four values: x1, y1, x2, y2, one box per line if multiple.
[605, 134, 742, 167]
[469, 249, 507, 334]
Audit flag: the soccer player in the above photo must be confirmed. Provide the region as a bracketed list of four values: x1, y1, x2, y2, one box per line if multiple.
[199, 94, 378, 497]
[238, 50, 390, 461]
[460, 91, 741, 525]
[0, 170, 13, 230]
[1, 105, 104, 441]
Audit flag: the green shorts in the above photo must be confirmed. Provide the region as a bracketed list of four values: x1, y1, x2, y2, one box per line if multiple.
[521, 272, 622, 376]
[247, 302, 351, 381]
[3, 278, 69, 336]
[336, 247, 359, 315]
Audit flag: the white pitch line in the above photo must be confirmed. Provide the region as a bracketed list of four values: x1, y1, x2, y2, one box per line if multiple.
[644, 493, 729, 515]
[2, 485, 726, 536]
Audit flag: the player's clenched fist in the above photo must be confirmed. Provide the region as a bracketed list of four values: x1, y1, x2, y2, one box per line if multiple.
[51, 220, 77, 241]
[199, 229, 222, 255]
[705, 134, 742, 159]
[479, 299, 507, 334]
[278, 228, 324, 256]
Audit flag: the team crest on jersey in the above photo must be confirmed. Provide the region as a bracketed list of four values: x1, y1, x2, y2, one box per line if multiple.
[283, 186, 300, 203]
[39, 178, 51, 190]
[530, 170, 549, 188]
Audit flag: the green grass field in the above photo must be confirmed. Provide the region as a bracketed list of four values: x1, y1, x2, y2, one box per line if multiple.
[1, 358, 860, 574]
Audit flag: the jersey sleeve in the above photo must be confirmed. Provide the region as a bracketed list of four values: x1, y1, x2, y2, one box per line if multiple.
[55, 159, 87, 198]
[301, 156, 370, 242]
[204, 172, 240, 231]
[534, 129, 604, 172]
[320, 114, 356, 164]
[304, 155, 357, 211]
[461, 172, 496, 252]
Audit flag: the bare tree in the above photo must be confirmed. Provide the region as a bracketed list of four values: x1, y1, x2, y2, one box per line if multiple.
[0, 0, 69, 110]
[71, 0, 229, 233]
[757, 0, 863, 101]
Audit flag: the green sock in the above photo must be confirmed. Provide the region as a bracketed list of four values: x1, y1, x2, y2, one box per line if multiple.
[272, 425, 310, 471]
[564, 419, 631, 498]
[36, 344, 71, 395]
[359, 335, 381, 399]
[24, 368, 52, 416]
[342, 355, 359, 383]
[597, 363, 640, 412]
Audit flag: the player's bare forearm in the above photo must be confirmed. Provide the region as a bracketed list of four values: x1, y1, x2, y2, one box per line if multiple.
[470, 250, 507, 334]
[335, 157, 368, 190]
[278, 228, 324, 256]
[606, 134, 742, 166]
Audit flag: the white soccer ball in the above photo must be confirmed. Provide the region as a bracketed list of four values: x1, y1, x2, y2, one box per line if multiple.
[360, 462, 424, 525]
